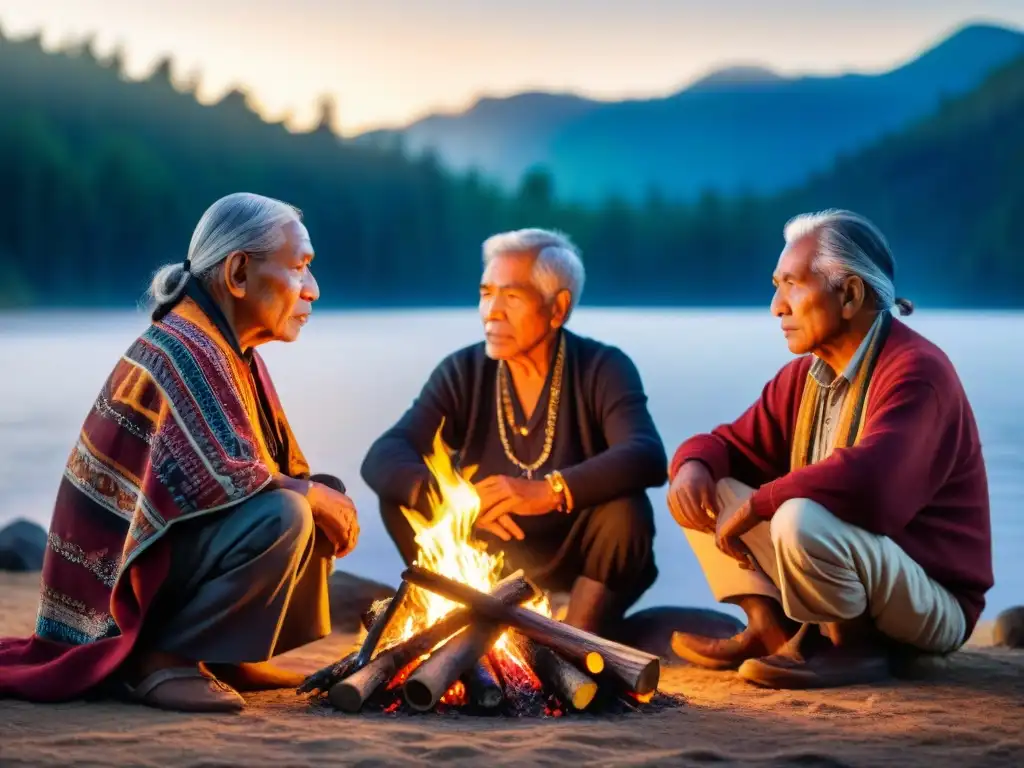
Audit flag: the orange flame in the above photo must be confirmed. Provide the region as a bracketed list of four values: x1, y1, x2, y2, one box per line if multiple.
[377, 426, 551, 697]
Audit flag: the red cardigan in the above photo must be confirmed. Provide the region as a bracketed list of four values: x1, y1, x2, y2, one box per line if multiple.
[670, 319, 993, 635]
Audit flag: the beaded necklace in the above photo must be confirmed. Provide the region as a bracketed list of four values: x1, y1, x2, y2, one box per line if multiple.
[494, 335, 565, 479]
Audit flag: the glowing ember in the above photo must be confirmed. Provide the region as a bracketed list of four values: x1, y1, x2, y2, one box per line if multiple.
[383, 653, 470, 706]
[376, 426, 551, 681]
[499, 635, 545, 690]
[320, 425, 675, 718]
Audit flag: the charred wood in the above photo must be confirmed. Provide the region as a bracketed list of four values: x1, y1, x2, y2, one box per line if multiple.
[465, 656, 503, 710]
[327, 570, 535, 712]
[519, 635, 598, 711]
[401, 565, 661, 695]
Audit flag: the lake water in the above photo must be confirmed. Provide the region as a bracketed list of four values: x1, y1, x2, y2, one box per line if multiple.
[0, 308, 1020, 622]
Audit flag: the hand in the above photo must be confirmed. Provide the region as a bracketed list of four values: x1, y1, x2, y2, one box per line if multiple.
[307, 481, 360, 558]
[667, 461, 719, 533]
[715, 500, 760, 569]
[472, 475, 559, 542]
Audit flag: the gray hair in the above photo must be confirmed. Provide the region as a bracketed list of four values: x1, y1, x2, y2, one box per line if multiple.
[482, 228, 586, 316]
[148, 192, 302, 318]
[784, 209, 913, 316]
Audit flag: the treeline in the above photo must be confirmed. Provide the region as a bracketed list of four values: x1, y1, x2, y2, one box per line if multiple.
[0, 29, 1021, 309]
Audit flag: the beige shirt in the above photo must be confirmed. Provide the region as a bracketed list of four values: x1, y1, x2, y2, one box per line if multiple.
[806, 313, 885, 464]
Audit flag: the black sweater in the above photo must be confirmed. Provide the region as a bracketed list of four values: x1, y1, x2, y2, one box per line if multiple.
[360, 329, 667, 512]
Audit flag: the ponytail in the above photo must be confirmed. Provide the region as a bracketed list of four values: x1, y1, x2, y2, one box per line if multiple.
[894, 297, 914, 316]
[149, 263, 190, 321]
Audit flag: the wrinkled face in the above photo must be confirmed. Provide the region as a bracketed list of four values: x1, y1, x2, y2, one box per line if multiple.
[770, 234, 844, 355]
[229, 219, 320, 345]
[479, 251, 561, 360]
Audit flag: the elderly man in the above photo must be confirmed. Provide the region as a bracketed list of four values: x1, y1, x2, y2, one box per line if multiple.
[362, 228, 666, 634]
[0, 193, 359, 712]
[668, 209, 992, 689]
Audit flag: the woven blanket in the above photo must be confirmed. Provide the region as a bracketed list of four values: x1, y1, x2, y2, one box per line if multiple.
[0, 296, 308, 701]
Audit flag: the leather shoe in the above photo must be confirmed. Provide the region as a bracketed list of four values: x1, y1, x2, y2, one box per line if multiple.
[671, 628, 769, 670]
[671, 595, 800, 670]
[738, 624, 891, 689]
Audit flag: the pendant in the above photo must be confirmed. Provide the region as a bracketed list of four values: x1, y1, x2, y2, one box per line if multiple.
[522, 469, 533, 480]
[518, 426, 529, 437]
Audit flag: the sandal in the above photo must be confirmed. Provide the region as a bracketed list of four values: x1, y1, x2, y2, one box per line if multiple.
[120, 666, 246, 713]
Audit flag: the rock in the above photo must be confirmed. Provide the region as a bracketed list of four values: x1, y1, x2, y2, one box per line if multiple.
[328, 570, 396, 632]
[613, 605, 745, 662]
[0, 519, 47, 572]
[992, 606, 1024, 649]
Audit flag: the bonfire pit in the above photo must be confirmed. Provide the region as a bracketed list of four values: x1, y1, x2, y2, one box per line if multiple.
[298, 431, 678, 718]
[299, 567, 666, 717]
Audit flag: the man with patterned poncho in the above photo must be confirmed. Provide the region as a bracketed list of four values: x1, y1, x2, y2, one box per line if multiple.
[667, 209, 993, 689]
[0, 193, 359, 712]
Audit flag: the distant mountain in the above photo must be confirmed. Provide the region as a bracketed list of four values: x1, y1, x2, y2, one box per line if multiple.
[685, 65, 786, 91]
[1, 27, 1021, 310]
[773, 50, 1024, 307]
[359, 23, 1024, 203]
[355, 91, 606, 187]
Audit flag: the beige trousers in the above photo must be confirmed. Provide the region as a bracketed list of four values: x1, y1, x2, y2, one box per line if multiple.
[684, 478, 967, 654]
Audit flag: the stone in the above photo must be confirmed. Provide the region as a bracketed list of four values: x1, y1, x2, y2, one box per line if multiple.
[0, 519, 47, 572]
[992, 606, 1024, 649]
[328, 570, 396, 632]
[613, 605, 745, 662]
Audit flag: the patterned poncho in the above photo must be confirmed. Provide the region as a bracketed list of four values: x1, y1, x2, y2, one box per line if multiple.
[0, 294, 309, 701]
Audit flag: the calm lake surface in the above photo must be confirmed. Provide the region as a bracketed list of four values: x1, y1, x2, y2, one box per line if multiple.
[1, 308, 1020, 621]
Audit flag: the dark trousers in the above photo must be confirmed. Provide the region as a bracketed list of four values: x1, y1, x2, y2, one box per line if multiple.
[380, 492, 658, 611]
[141, 474, 342, 663]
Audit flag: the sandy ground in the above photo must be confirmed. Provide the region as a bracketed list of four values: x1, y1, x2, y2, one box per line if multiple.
[2, 572, 1023, 768]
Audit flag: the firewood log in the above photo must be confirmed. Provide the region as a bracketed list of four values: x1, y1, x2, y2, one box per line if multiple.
[401, 565, 660, 695]
[519, 635, 598, 711]
[353, 581, 410, 668]
[465, 657, 503, 710]
[327, 570, 535, 712]
[403, 622, 503, 711]
[298, 583, 409, 696]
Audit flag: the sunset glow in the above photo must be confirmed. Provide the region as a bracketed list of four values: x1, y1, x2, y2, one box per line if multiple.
[1, 0, 1022, 133]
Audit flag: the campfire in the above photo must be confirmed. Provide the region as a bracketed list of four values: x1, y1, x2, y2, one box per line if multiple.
[299, 429, 667, 717]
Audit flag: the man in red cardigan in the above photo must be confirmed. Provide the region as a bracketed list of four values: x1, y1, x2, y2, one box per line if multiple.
[668, 209, 992, 689]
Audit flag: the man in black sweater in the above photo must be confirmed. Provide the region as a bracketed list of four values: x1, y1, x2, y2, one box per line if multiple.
[361, 228, 667, 634]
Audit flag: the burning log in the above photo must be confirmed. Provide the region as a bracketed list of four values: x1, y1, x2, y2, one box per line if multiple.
[401, 565, 661, 696]
[466, 657, 503, 711]
[297, 583, 409, 696]
[296, 650, 358, 696]
[404, 621, 504, 712]
[354, 581, 410, 668]
[518, 635, 598, 711]
[327, 571, 536, 713]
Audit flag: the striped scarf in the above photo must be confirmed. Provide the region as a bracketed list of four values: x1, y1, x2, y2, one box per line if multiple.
[790, 311, 892, 470]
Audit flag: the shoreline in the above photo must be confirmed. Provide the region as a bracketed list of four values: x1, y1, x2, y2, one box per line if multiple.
[2, 572, 1023, 766]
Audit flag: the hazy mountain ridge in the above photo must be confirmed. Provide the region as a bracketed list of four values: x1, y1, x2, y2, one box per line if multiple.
[0, 23, 1021, 310]
[776, 50, 1024, 306]
[361, 23, 1024, 203]
[354, 90, 607, 184]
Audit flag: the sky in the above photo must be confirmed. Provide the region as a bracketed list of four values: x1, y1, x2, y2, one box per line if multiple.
[1, 0, 1022, 134]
